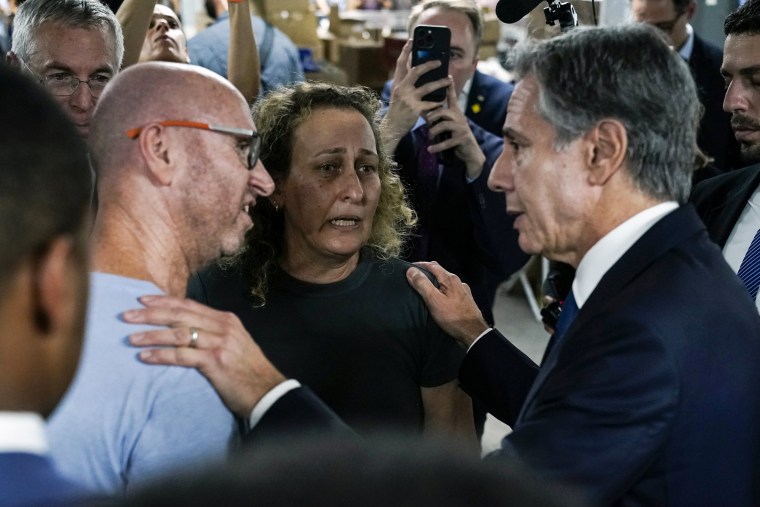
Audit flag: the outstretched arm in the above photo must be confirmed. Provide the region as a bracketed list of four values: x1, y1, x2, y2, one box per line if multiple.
[227, 0, 260, 104]
[116, 0, 157, 69]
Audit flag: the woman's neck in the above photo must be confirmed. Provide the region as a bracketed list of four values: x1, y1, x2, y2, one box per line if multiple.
[279, 251, 362, 284]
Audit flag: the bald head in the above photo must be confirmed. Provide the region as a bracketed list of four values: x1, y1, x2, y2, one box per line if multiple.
[89, 61, 249, 179]
[88, 61, 273, 288]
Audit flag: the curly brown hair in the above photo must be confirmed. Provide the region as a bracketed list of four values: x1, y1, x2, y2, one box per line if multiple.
[227, 82, 416, 306]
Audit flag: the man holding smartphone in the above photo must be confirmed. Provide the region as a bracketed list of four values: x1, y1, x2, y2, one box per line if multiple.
[382, 0, 527, 328]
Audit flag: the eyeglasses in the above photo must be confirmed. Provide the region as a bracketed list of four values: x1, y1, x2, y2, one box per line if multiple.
[19, 58, 110, 97]
[126, 120, 262, 171]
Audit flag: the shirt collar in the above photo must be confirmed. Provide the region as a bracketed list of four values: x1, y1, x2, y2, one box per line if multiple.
[412, 116, 427, 132]
[573, 201, 679, 308]
[678, 23, 694, 61]
[0, 412, 48, 455]
[458, 76, 473, 113]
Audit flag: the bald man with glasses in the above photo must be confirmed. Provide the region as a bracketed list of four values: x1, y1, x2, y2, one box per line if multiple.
[630, 0, 740, 173]
[44, 61, 275, 497]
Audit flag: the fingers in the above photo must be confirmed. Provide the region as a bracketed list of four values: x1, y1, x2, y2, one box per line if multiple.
[410, 73, 450, 104]
[412, 260, 448, 279]
[445, 77, 460, 111]
[394, 39, 413, 78]
[427, 131, 463, 154]
[406, 265, 438, 299]
[396, 61, 448, 95]
[122, 295, 229, 335]
[130, 326, 223, 350]
[137, 346, 204, 368]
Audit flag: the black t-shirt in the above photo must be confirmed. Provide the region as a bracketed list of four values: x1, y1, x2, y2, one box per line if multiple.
[188, 254, 464, 434]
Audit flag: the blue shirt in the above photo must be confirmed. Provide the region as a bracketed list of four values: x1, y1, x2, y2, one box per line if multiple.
[188, 12, 304, 97]
[46, 273, 238, 496]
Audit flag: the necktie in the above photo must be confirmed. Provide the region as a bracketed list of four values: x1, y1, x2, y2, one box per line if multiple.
[413, 125, 440, 259]
[541, 291, 579, 363]
[415, 124, 440, 214]
[737, 228, 760, 300]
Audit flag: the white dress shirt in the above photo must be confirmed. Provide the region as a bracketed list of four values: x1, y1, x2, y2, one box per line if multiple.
[573, 202, 678, 308]
[469, 202, 679, 350]
[0, 412, 48, 455]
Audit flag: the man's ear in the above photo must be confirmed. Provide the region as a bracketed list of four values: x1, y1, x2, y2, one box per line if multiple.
[32, 236, 82, 335]
[137, 124, 177, 186]
[584, 119, 627, 187]
[685, 0, 697, 21]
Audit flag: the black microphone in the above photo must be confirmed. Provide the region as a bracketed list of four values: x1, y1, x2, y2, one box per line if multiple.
[496, 0, 579, 31]
[495, 0, 543, 23]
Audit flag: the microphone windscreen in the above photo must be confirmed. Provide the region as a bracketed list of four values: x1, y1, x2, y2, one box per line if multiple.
[496, 0, 543, 23]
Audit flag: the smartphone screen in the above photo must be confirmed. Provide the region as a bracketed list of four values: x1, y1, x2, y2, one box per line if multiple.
[412, 25, 451, 103]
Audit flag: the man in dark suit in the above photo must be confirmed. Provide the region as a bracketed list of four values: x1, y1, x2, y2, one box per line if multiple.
[689, 0, 760, 312]
[382, 0, 526, 325]
[631, 0, 740, 172]
[0, 64, 92, 506]
[543, 0, 760, 318]
[406, 23, 760, 506]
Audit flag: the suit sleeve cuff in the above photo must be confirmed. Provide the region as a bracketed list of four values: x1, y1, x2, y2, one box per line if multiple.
[248, 379, 302, 430]
[467, 327, 494, 353]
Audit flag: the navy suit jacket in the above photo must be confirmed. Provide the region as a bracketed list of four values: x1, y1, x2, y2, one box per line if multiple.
[460, 205, 760, 506]
[393, 120, 527, 324]
[381, 69, 514, 138]
[690, 163, 760, 247]
[689, 33, 740, 172]
[247, 387, 353, 445]
[0, 453, 86, 506]
[463, 70, 514, 138]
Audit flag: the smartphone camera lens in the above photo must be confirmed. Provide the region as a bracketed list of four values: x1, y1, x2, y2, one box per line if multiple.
[416, 29, 435, 49]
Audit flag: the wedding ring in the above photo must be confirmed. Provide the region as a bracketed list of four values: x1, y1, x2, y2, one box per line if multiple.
[189, 327, 199, 348]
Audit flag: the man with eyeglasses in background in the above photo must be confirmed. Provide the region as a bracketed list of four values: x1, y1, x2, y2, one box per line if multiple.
[631, 0, 740, 174]
[43, 60, 275, 497]
[6, 0, 123, 139]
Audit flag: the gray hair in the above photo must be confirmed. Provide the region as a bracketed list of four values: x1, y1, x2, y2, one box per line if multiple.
[409, 0, 484, 50]
[12, 0, 124, 69]
[509, 24, 699, 203]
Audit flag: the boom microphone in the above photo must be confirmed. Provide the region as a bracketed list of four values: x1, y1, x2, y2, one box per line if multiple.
[495, 0, 543, 23]
[496, 0, 579, 31]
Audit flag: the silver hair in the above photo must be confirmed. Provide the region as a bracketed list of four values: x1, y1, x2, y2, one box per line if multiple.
[12, 0, 124, 70]
[509, 24, 699, 203]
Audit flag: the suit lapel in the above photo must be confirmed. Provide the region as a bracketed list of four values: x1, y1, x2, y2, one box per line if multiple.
[704, 166, 760, 247]
[515, 206, 706, 425]
[465, 71, 481, 121]
[688, 35, 707, 77]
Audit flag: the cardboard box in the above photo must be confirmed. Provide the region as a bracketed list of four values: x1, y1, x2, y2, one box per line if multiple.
[482, 12, 500, 44]
[478, 43, 498, 60]
[338, 40, 388, 90]
[267, 9, 320, 49]
[319, 32, 341, 64]
[254, 0, 310, 17]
